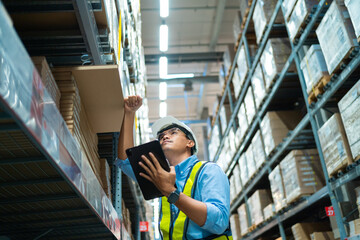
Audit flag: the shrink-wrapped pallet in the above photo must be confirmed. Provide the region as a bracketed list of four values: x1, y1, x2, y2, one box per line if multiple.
[245, 143, 256, 179]
[251, 130, 266, 169]
[252, 63, 267, 109]
[316, 0, 359, 74]
[300, 45, 329, 95]
[208, 124, 220, 162]
[282, 0, 297, 20]
[230, 214, 242, 240]
[345, 0, 360, 40]
[280, 150, 325, 204]
[237, 45, 249, 87]
[233, 163, 242, 194]
[338, 79, 360, 160]
[269, 165, 287, 212]
[318, 113, 353, 177]
[237, 103, 249, 141]
[230, 175, 237, 203]
[252, 0, 284, 44]
[219, 104, 232, 135]
[239, 153, 249, 186]
[244, 86, 256, 124]
[260, 38, 294, 91]
[287, 0, 319, 42]
[248, 189, 273, 225]
[237, 203, 249, 236]
[233, 69, 242, 99]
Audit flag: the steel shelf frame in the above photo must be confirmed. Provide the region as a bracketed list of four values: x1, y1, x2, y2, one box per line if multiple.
[210, 0, 360, 239]
[0, 2, 122, 239]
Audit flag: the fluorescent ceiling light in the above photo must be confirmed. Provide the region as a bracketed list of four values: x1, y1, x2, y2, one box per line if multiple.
[160, 0, 169, 18]
[166, 73, 195, 79]
[159, 101, 167, 118]
[159, 24, 168, 52]
[159, 82, 167, 100]
[159, 56, 168, 78]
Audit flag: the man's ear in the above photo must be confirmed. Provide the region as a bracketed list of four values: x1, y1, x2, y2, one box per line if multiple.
[187, 140, 195, 148]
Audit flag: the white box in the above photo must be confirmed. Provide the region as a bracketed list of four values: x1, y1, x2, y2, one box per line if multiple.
[252, 63, 267, 109]
[244, 86, 256, 124]
[269, 165, 287, 212]
[237, 45, 249, 87]
[345, 0, 360, 39]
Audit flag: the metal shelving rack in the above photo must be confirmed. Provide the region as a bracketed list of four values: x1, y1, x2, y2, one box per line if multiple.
[210, 0, 360, 239]
[0, 1, 146, 239]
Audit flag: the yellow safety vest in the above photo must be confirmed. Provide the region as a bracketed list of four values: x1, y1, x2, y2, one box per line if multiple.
[160, 161, 233, 240]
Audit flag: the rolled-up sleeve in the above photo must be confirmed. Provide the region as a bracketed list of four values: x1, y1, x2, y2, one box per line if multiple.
[198, 164, 230, 234]
[114, 157, 137, 182]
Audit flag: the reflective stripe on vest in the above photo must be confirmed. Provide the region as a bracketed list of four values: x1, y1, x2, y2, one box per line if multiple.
[160, 161, 233, 240]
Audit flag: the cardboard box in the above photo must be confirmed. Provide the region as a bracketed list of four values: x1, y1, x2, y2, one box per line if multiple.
[237, 45, 249, 87]
[338, 79, 360, 160]
[269, 165, 287, 212]
[260, 38, 294, 91]
[248, 189, 273, 225]
[310, 232, 335, 240]
[349, 218, 360, 237]
[238, 203, 249, 236]
[263, 203, 275, 220]
[291, 222, 331, 240]
[316, 1, 359, 74]
[239, 153, 249, 186]
[280, 149, 325, 204]
[300, 45, 329, 95]
[318, 113, 353, 177]
[287, 0, 319, 42]
[252, 0, 284, 44]
[345, 0, 360, 40]
[244, 85, 256, 124]
[261, 111, 302, 156]
[252, 63, 267, 109]
[251, 130, 266, 169]
[230, 214, 242, 240]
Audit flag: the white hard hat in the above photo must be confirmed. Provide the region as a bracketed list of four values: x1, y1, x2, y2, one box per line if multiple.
[151, 116, 198, 154]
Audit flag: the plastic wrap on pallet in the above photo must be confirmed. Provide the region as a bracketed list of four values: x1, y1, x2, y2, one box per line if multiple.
[248, 189, 273, 226]
[237, 102, 249, 141]
[300, 45, 329, 95]
[209, 124, 221, 162]
[252, 0, 284, 44]
[0, 6, 121, 237]
[318, 113, 353, 177]
[238, 203, 249, 236]
[223, 44, 236, 74]
[316, 1, 359, 74]
[261, 111, 290, 156]
[269, 165, 287, 212]
[228, 128, 237, 158]
[219, 104, 232, 135]
[233, 11, 242, 44]
[345, 0, 360, 39]
[233, 163, 243, 194]
[252, 63, 267, 109]
[237, 45, 249, 87]
[280, 150, 325, 204]
[263, 203, 275, 220]
[230, 175, 237, 203]
[338, 79, 360, 159]
[244, 85, 256, 124]
[230, 214, 242, 240]
[260, 38, 293, 91]
[282, 0, 298, 20]
[239, 153, 249, 186]
[287, 0, 318, 42]
[245, 143, 256, 179]
[251, 130, 266, 169]
[216, 145, 227, 171]
[233, 68, 242, 99]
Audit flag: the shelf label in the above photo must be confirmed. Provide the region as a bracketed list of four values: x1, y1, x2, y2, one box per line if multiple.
[140, 221, 149, 232]
[326, 206, 335, 216]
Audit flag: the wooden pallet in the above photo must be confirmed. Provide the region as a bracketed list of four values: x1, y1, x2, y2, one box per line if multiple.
[330, 46, 359, 76]
[307, 75, 331, 105]
[286, 194, 310, 206]
[247, 224, 258, 233]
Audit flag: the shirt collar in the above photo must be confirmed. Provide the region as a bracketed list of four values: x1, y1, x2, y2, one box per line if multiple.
[174, 155, 198, 176]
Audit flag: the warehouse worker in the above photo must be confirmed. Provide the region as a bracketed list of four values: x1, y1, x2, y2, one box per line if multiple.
[116, 95, 232, 239]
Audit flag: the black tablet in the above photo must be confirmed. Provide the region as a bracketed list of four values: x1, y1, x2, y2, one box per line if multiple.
[126, 140, 170, 200]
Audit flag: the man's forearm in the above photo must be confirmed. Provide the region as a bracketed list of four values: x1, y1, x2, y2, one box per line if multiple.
[174, 193, 207, 227]
[118, 112, 136, 159]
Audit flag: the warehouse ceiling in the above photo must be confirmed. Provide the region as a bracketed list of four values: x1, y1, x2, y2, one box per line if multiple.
[141, 0, 239, 159]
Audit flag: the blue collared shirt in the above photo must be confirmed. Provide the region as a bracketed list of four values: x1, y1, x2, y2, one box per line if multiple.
[115, 155, 230, 239]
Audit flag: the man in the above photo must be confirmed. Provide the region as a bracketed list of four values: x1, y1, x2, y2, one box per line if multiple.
[116, 95, 232, 239]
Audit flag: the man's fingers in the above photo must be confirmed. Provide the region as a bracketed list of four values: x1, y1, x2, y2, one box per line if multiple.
[139, 161, 154, 178]
[149, 152, 162, 169]
[141, 155, 157, 173]
[139, 172, 153, 183]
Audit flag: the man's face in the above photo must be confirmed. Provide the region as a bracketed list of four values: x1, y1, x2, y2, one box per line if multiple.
[157, 127, 192, 153]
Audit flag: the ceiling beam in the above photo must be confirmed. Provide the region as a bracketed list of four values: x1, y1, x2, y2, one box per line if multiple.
[141, 6, 239, 11]
[147, 76, 219, 84]
[209, 0, 227, 50]
[145, 52, 223, 65]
